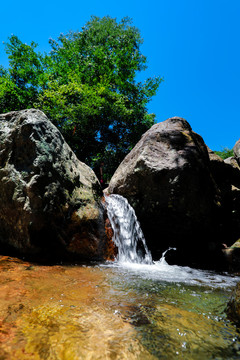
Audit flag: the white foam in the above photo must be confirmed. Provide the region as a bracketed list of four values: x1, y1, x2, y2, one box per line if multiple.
[105, 195, 239, 289]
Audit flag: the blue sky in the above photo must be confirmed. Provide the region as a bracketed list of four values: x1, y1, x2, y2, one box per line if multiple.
[0, 0, 239, 150]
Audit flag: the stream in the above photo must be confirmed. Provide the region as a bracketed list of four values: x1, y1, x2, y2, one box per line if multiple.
[0, 255, 240, 359]
[0, 194, 240, 359]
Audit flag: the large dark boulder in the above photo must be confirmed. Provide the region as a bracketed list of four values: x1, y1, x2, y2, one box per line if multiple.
[108, 117, 226, 268]
[224, 157, 240, 248]
[0, 109, 106, 261]
[219, 148, 240, 270]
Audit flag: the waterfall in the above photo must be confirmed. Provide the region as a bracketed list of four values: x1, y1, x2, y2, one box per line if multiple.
[105, 194, 152, 264]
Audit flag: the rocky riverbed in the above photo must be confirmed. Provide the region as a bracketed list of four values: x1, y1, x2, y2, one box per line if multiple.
[0, 255, 240, 360]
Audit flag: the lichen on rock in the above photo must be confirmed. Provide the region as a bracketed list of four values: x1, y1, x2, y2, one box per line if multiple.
[0, 109, 106, 261]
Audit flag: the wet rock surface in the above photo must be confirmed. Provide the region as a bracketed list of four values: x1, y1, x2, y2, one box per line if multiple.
[0, 109, 106, 261]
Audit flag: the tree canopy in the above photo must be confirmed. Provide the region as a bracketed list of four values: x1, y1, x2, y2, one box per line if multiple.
[0, 16, 162, 178]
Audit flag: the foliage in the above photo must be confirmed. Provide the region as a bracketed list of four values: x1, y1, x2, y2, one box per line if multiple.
[214, 147, 234, 160]
[0, 36, 48, 110]
[0, 16, 162, 175]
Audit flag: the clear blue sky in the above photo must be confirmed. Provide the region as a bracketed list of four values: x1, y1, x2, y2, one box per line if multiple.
[1, 0, 239, 150]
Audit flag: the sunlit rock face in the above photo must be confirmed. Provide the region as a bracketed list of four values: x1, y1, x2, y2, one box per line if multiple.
[234, 139, 240, 162]
[0, 109, 106, 261]
[108, 117, 226, 267]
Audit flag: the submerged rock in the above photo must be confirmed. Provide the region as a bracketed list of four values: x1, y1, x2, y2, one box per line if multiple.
[108, 117, 226, 267]
[227, 282, 240, 325]
[0, 109, 106, 261]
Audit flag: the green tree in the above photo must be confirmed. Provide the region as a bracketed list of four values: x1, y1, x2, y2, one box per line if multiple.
[214, 147, 234, 160]
[0, 35, 47, 110]
[0, 66, 23, 112]
[0, 16, 162, 176]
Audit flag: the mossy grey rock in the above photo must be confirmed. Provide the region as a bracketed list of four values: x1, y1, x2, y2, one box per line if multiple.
[0, 109, 106, 261]
[108, 117, 225, 267]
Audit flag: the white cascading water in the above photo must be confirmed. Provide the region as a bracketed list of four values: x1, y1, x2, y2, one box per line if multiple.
[104, 194, 240, 288]
[105, 194, 152, 264]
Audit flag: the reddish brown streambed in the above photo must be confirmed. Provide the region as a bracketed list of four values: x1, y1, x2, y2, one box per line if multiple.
[0, 255, 240, 359]
[0, 256, 154, 359]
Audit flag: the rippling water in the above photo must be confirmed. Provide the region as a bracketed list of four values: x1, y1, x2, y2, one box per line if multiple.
[101, 255, 240, 359]
[1, 194, 240, 359]
[0, 255, 240, 359]
[104, 252, 240, 288]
